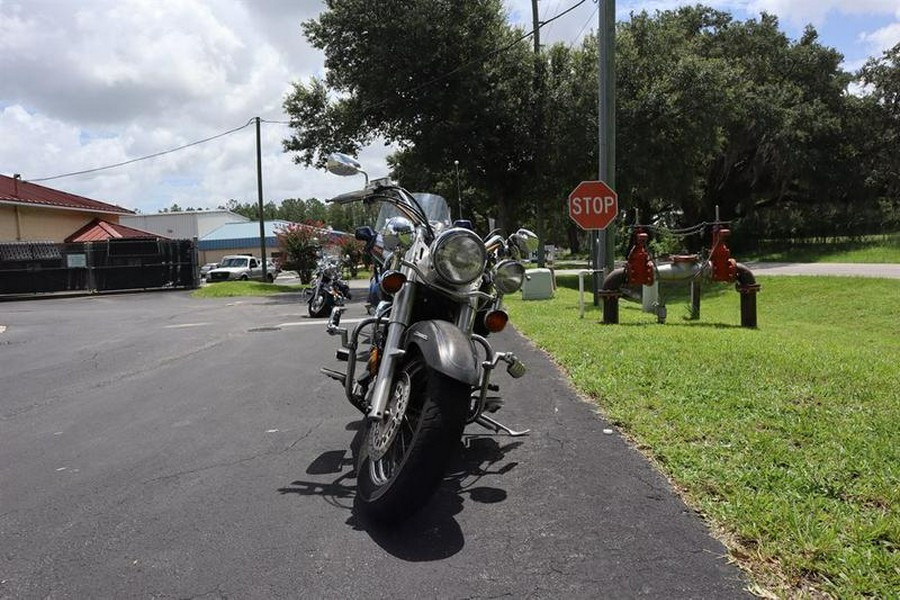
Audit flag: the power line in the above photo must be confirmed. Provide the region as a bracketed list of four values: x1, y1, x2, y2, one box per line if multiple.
[27, 1, 591, 182]
[571, 1, 600, 47]
[542, 0, 564, 39]
[28, 118, 256, 183]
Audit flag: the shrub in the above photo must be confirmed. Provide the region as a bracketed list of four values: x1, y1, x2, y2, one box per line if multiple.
[334, 235, 365, 277]
[276, 220, 326, 283]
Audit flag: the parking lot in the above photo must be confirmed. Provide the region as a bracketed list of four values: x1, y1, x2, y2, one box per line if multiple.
[0, 290, 749, 598]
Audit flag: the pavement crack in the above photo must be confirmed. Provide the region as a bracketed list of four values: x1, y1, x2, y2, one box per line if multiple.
[286, 420, 323, 451]
[143, 455, 261, 484]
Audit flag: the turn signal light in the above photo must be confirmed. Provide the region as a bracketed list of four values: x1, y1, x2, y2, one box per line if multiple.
[379, 270, 407, 295]
[484, 309, 509, 333]
[368, 346, 380, 376]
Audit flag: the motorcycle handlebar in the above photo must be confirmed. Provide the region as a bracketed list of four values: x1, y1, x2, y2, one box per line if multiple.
[327, 189, 368, 205]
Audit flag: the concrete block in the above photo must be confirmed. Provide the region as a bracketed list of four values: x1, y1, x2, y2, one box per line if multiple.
[521, 268, 554, 300]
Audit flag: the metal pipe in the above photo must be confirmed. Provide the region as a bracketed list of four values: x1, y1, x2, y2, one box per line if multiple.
[578, 269, 604, 318]
[654, 260, 705, 282]
[689, 280, 701, 320]
[735, 263, 760, 328]
[735, 262, 757, 286]
[601, 267, 626, 291]
[600, 267, 626, 324]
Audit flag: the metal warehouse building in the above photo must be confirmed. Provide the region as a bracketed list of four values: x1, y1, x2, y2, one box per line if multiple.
[197, 220, 293, 264]
[121, 210, 249, 241]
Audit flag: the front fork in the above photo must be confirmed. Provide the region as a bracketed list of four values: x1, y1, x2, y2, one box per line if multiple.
[366, 276, 415, 421]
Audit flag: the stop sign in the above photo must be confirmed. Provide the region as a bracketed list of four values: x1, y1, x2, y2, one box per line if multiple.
[568, 180, 618, 230]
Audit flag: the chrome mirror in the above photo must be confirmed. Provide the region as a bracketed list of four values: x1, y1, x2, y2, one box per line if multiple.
[510, 228, 540, 258]
[326, 153, 364, 177]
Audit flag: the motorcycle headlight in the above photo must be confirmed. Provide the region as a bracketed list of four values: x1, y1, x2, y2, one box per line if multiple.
[494, 260, 526, 294]
[431, 228, 487, 286]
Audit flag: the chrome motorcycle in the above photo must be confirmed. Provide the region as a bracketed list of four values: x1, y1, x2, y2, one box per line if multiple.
[321, 153, 539, 523]
[307, 250, 352, 318]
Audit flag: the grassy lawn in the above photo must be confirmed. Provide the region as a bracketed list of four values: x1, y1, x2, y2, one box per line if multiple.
[506, 275, 899, 598]
[191, 281, 305, 298]
[553, 232, 900, 266]
[744, 233, 900, 264]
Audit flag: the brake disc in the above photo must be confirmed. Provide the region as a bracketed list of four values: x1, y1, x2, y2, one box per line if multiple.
[367, 371, 411, 462]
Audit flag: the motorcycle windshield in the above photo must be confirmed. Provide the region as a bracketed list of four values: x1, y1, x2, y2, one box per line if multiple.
[375, 193, 451, 231]
[320, 246, 342, 260]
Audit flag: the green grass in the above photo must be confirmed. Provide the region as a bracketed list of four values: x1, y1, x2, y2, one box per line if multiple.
[507, 275, 900, 598]
[552, 232, 900, 265]
[744, 234, 900, 264]
[191, 281, 305, 298]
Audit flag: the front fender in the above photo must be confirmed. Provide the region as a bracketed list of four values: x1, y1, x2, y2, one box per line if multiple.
[403, 320, 480, 386]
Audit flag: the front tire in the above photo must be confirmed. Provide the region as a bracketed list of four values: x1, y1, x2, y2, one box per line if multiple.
[308, 289, 334, 318]
[355, 353, 469, 523]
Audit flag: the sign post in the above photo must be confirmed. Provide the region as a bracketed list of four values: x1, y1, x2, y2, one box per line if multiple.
[569, 180, 618, 307]
[597, 0, 616, 304]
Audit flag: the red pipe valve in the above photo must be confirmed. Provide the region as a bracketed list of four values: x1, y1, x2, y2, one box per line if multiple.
[626, 232, 655, 286]
[710, 228, 737, 283]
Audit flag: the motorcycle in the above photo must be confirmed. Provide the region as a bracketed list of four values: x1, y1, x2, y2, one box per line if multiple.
[320, 153, 539, 523]
[307, 249, 352, 318]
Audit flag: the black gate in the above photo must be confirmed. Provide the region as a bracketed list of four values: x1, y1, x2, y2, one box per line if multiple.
[0, 239, 198, 296]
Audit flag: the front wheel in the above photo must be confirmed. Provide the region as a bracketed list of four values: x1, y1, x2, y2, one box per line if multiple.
[355, 353, 469, 523]
[308, 289, 334, 318]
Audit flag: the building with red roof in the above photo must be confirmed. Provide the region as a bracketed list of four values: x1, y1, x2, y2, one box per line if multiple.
[65, 218, 166, 243]
[0, 174, 135, 242]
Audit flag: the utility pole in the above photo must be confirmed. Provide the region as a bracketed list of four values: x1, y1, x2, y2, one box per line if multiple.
[593, 0, 616, 304]
[256, 117, 268, 280]
[532, 0, 546, 267]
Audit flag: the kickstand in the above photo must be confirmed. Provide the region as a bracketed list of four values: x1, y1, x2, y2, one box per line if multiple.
[475, 415, 530, 437]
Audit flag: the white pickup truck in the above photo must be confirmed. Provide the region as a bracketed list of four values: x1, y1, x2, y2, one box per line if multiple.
[205, 255, 276, 283]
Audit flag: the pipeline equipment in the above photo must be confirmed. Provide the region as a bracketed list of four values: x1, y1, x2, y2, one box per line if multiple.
[601, 218, 759, 328]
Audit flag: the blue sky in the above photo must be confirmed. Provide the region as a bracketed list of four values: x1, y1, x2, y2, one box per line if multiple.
[507, 0, 900, 70]
[808, 11, 898, 69]
[1, 0, 898, 214]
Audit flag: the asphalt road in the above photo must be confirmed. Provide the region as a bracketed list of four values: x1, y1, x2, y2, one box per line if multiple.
[741, 261, 900, 278]
[1, 287, 750, 599]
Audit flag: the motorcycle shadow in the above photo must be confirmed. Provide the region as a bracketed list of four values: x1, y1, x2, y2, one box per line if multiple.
[277, 422, 523, 561]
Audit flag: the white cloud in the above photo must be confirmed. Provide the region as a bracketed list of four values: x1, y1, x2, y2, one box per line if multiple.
[0, 0, 371, 214]
[859, 21, 900, 53]
[1, 0, 898, 216]
[746, 0, 900, 26]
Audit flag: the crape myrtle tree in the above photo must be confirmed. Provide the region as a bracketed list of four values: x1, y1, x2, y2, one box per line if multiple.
[276, 220, 327, 284]
[282, 0, 537, 233]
